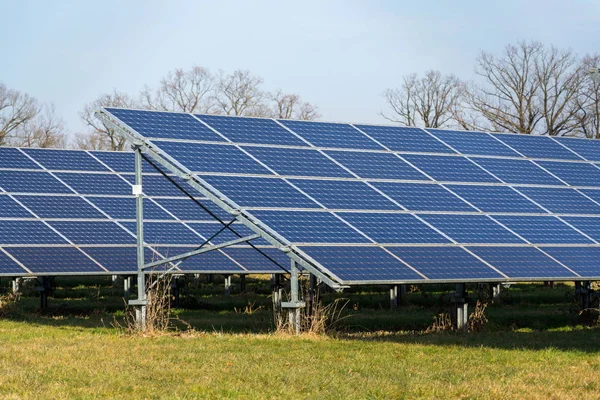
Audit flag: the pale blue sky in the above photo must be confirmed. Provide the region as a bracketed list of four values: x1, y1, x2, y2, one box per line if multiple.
[1, 0, 599, 134]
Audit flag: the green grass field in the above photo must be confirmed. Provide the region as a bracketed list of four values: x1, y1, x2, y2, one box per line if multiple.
[0, 276, 599, 399]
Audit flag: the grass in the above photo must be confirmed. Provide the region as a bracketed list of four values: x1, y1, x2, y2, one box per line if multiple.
[0, 276, 599, 399]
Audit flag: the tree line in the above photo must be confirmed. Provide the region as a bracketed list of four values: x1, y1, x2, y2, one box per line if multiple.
[1, 40, 599, 151]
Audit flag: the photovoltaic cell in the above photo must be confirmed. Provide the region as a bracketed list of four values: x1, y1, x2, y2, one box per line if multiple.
[279, 120, 383, 150]
[492, 216, 594, 244]
[491, 133, 583, 160]
[152, 142, 272, 175]
[553, 137, 600, 162]
[469, 157, 564, 186]
[387, 247, 503, 280]
[373, 182, 476, 212]
[468, 247, 575, 278]
[0, 251, 28, 274]
[186, 222, 269, 246]
[198, 115, 306, 146]
[250, 210, 370, 243]
[354, 125, 455, 153]
[0, 148, 42, 170]
[121, 174, 191, 197]
[5, 247, 105, 273]
[578, 189, 600, 206]
[420, 214, 524, 244]
[81, 247, 155, 272]
[560, 217, 600, 242]
[224, 247, 289, 272]
[298, 246, 423, 281]
[89, 151, 156, 173]
[48, 221, 135, 244]
[402, 155, 499, 183]
[541, 247, 600, 277]
[0, 195, 33, 218]
[15, 195, 107, 219]
[156, 247, 245, 272]
[290, 179, 400, 210]
[426, 129, 521, 157]
[55, 173, 132, 195]
[105, 108, 225, 141]
[325, 150, 429, 180]
[534, 161, 600, 187]
[22, 148, 109, 172]
[338, 212, 450, 244]
[153, 198, 231, 220]
[515, 187, 600, 215]
[243, 146, 352, 178]
[122, 222, 202, 245]
[201, 175, 319, 208]
[87, 197, 174, 220]
[0, 221, 67, 244]
[0, 171, 72, 194]
[445, 185, 544, 213]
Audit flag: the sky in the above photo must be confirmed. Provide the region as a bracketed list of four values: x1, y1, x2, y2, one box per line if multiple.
[1, 0, 599, 137]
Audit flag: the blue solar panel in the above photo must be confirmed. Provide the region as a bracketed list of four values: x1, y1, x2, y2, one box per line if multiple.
[553, 137, 600, 162]
[0, 171, 72, 194]
[152, 141, 272, 175]
[201, 175, 319, 208]
[5, 247, 105, 273]
[426, 129, 521, 157]
[491, 133, 583, 160]
[0, 220, 67, 244]
[492, 216, 593, 244]
[560, 217, 600, 242]
[122, 222, 202, 245]
[354, 125, 455, 153]
[541, 247, 600, 277]
[298, 246, 423, 281]
[373, 182, 476, 212]
[338, 212, 450, 244]
[86, 197, 173, 220]
[48, 221, 135, 244]
[535, 161, 600, 187]
[515, 187, 600, 215]
[279, 120, 383, 150]
[15, 195, 106, 219]
[82, 247, 155, 272]
[0, 195, 33, 218]
[446, 185, 544, 213]
[578, 189, 600, 206]
[420, 214, 524, 244]
[250, 210, 370, 243]
[0, 148, 42, 170]
[402, 155, 499, 183]
[198, 115, 306, 146]
[387, 247, 503, 280]
[89, 151, 157, 173]
[325, 150, 429, 180]
[243, 146, 352, 178]
[22, 149, 110, 172]
[105, 108, 225, 142]
[153, 198, 231, 221]
[121, 174, 191, 197]
[156, 247, 245, 272]
[290, 179, 400, 210]
[55, 173, 132, 195]
[185, 222, 268, 245]
[0, 250, 28, 274]
[223, 247, 288, 272]
[470, 157, 564, 185]
[468, 247, 575, 278]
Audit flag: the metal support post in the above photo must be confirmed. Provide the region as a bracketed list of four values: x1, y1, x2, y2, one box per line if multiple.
[271, 274, 283, 317]
[390, 285, 398, 309]
[111, 275, 119, 287]
[576, 281, 593, 309]
[130, 145, 147, 330]
[37, 277, 51, 310]
[239, 274, 246, 293]
[171, 276, 180, 308]
[123, 276, 132, 300]
[282, 261, 305, 334]
[11, 277, 22, 299]
[491, 283, 501, 302]
[307, 273, 317, 312]
[223, 275, 232, 295]
[451, 283, 468, 331]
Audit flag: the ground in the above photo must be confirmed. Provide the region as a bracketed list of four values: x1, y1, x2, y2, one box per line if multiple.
[0, 277, 598, 399]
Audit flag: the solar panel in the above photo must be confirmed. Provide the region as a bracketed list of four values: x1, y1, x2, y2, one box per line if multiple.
[15, 195, 107, 219]
[87, 197, 174, 220]
[402, 154, 499, 183]
[0, 148, 42, 170]
[387, 247, 503, 280]
[279, 120, 383, 150]
[373, 182, 476, 212]
[469, 157, 563, 186]
[4, 247, 105, 273]
[515, 187, 600, 215]
[0, 221, 67, 244]
[152, 198, 231, 220]
[121, 222, 201, 245]
[48, 221, 135, 244]
[0, 195, 33, 218]
[426, 129, 520, 157]
[560, 217, 600, 242]
[420, 214, 525, 244]
[446, 185, 544, 213]
[325, 150, 429, 180]
[0, 250, 28, 274]
[223, 247, 289, 272]
[553, 137, 600, 162]
[0, 171, 72, 194]
[21, 148, 109, 172]
[354, 125, 455, 153]
[541, 247, 600, 277]
[491, 133, 583, 160]
[155, 247, 245, 272]
[198, 115, 306, 146]
[55, 173, 131, 195]
[492, 216, 594, 244]
[534, 161, 600, 187]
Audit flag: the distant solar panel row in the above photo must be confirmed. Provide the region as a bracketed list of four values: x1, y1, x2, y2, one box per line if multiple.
[97, 108, 600, 284]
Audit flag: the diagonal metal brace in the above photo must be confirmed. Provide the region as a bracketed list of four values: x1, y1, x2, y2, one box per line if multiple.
[142, 234, 260, 270]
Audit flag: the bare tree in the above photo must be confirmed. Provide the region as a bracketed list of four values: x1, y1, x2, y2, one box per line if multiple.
[0, 83, 40, 146]
[140, 66, 216, 113]
[381, 70, 464, 128]
[214, 70, 267, 116]
[79, 90, 137, 151]
[575, 55, 600, 138]
[270, 90, 320, 120]
[14, 105, 65, 148]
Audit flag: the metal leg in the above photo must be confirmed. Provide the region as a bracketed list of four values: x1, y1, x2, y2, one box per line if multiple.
[576, 281, 593, 309]
[224, 275, 232, 295]
[131, 145, 147, 330]
[390, 285, 398, 309]
[11, 277, 22, 299]
[123, 276, 132, 300]
[451, 283, 468, 331]
[38, 277, 51, 310]
[282, 261, 305, 334]
[491, 283, 501, 302]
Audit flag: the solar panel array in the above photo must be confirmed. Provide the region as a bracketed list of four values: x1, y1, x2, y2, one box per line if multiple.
[99, 108, 600, 285]
[0, 147, 289, 276]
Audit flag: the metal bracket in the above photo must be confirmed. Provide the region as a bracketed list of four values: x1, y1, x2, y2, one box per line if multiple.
[281, 301, 306, 309]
